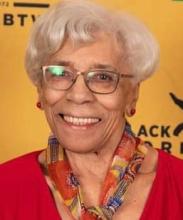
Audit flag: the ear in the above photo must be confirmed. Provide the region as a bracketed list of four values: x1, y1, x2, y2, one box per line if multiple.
[36, 86, 44, 110]
[125, 83, 140, 117]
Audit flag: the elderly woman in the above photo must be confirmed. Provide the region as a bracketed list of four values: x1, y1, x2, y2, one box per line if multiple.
[0, 0, 183, 220]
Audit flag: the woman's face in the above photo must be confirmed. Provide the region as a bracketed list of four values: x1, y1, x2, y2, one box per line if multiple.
[38, 33, 138, 153]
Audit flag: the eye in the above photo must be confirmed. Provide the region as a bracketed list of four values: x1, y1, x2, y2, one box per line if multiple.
[48, 66, 66, 76]
[45, 66, 73, 80]
[89, 71, 115, 82]
[98, 73, 113, 81]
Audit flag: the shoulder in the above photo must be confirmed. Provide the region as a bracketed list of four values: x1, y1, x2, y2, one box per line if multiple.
[140, 142, 183, 174]
[157, 149, 183, 189]
[0, 151, 43, 185]
[140, 145, 183, 182]
[0, 150, 47, 210]
[0, 151, 60, 219]
[158, 149, 183, 172]
[157, 149, 183, 167]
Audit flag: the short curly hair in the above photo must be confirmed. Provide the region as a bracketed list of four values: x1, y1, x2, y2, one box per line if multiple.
[25, 0, 159, 86]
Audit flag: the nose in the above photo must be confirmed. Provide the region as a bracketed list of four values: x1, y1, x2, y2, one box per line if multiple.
[65, 74, 95, 104]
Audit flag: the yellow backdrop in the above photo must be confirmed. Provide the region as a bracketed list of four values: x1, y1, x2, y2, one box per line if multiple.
[0, 0, 183, 163]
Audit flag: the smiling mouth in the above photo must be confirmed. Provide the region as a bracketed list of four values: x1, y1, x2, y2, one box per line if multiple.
[59, 114, 101, 126]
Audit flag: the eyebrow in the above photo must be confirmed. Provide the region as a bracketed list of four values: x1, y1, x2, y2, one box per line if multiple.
[91, 63, 117, 71]
[51, 60, 71, 66]
[51, 60, 117, 72]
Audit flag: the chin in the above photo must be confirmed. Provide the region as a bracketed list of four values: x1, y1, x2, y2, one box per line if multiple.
[56, 136, 100, 154]
[63, 145, 96, 154]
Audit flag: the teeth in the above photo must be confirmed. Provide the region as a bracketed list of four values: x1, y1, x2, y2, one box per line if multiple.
[63, 115, 100, 126]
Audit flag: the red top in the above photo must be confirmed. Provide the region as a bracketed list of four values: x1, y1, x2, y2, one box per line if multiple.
[0, 150, 183, 220]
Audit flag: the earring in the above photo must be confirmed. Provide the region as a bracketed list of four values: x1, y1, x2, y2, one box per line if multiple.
[130, 108, 136, 116]
[36, 102, 42, 109]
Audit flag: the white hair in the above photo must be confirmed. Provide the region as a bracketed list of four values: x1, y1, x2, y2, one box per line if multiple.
[25, 0, 159, 86]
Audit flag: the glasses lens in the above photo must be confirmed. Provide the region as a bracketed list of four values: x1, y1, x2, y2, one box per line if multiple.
[86, 71, 119, 94]
[43, 66, 74, 90]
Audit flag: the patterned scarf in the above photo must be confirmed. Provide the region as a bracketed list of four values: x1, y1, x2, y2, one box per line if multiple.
[40, 124, 147, 220]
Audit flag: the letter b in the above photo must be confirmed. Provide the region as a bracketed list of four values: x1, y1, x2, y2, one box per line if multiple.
[4, 14, 14, 25]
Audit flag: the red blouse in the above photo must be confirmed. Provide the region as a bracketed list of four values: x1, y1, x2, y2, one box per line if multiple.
[0, 149, 183, 220]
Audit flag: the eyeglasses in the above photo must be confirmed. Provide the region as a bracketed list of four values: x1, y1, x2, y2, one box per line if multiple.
[42, 65, 133, 94]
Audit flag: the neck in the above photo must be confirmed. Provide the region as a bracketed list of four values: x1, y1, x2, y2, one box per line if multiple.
[65, 139, 120, 207]
[65, 123, 125, 182]
[65, 124, 125, 207]
[45, 122, 144, 209]
[65, 133, 121, 181]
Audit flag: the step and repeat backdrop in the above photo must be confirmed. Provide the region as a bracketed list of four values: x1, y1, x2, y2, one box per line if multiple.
[0, 0, 183, 162]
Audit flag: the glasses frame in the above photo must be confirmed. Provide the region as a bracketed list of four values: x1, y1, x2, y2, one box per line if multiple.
[42, 65, 134, 94]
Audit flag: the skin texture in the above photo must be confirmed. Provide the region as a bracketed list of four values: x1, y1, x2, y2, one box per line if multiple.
[38, 32, 158, 219]
[38, 33, 139, 155]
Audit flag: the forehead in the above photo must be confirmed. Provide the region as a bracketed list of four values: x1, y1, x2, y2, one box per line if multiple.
[49, 33, 124, 71]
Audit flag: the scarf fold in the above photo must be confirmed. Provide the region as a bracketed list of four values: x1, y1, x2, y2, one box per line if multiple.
[39, 123, 147, 220]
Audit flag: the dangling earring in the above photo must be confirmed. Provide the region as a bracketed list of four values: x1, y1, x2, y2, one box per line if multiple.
[36, 102, 42, 109]
[130, 108, 136, 116]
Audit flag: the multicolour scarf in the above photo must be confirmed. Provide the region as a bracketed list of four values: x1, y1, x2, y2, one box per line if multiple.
[39, 124, 147, 220]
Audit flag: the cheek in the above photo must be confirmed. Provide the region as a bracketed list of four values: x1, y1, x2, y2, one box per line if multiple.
[96, 92, 126, 113]
[39, 89, 65, 131]
[41, 89, 65, 107]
